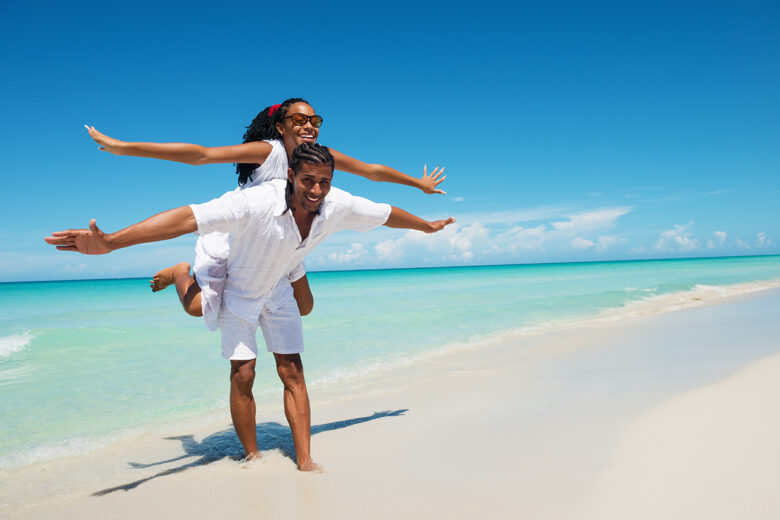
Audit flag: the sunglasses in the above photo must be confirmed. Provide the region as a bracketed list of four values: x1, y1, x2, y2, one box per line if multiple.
[284, 113, 324, 128]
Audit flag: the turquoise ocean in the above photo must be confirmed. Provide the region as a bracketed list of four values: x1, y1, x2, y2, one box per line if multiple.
[1, 255, 779, 469]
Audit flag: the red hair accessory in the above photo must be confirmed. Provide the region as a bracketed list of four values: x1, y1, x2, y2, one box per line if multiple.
[268, 104, 282, 117]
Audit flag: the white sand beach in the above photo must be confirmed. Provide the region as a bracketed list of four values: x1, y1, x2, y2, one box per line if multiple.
[4, 288, 780, 519]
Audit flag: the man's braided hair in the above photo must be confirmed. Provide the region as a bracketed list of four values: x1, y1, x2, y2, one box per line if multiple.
[284, 143, 334, 214]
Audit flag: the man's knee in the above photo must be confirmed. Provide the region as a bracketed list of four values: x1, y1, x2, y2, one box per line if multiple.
[230, 359, 256, 390]
[275, 354, 305, 388]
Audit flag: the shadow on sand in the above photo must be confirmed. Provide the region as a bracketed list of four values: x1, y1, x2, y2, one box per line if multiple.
[92, 409, 407, 496]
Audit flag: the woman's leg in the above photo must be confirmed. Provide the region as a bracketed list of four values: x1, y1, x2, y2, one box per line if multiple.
[150, 262, 203, 317]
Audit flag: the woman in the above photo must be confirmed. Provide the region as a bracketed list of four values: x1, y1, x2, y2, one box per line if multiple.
[86, 98, 446, 330]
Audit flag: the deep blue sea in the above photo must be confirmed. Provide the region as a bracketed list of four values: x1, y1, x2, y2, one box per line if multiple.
[1, 255, 779, 468]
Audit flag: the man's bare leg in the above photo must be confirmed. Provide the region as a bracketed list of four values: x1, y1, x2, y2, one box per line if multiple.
[230, 359, 261, 461]
[274, 353, 321, 471]
[149, 262, 203, 317]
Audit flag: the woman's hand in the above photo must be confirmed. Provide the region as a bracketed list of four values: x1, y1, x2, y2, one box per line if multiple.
[85, 125, 127, 155]
[420, 165, 447, 194]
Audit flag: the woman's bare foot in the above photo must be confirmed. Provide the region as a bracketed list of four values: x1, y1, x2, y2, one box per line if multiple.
[150, 262, 191, 292]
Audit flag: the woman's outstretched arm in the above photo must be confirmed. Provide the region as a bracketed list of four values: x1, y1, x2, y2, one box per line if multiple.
[85, 126, 273, 166]
[329, 148, 447, 195]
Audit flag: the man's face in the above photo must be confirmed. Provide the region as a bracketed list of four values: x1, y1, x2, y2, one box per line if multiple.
[288, 162, 333, 214]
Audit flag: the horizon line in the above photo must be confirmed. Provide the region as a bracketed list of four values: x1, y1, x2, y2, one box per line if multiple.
[2, 253, 778, 285]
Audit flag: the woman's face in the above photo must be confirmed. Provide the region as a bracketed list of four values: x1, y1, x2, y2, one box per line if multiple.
[276, 102, 320, 151]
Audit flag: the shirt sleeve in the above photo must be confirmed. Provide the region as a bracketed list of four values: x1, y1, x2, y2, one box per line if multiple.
[288, 261, 306, 283]
[189, 190, 251, 236]
[339, 194, 392, 232]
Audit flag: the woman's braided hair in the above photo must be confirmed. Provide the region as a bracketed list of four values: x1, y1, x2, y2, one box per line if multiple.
[235, 97, 308, 186]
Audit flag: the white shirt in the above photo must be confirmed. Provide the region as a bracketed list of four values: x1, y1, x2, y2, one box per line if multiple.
[190, 179, 391, 324]
[192, 139, 299, 332]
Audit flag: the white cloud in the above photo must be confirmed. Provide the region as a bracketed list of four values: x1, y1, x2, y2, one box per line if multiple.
[706, 230, 727, 249]
[596, 235, 621, 251]
[309, 205, 638, 268]
[499, 224, 548, 253]
[756, 232, 773, 248]
[652, 223, 700, 252]
[467, 207, 634, 258]
[375, 237, 406, 262]
[448, 223, 489, 261]
[570, 237, 594, 250]
[497, 207, 631, 254]
[452, 197, 464, 202]
[736, 238, 752, 250]
[375, 222, 491, 264]
[551, 207, 632, 234]
[327, 243, 366, 263]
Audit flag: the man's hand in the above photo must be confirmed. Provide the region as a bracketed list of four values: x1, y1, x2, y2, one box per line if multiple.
[426, 217, 456, 233]
[385, 207, 456, 233]
[45, 219, 113, 255]
[419, 165, 447, 194]
[85, 125, 127, 155]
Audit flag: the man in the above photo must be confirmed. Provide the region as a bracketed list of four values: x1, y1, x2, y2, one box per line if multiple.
[45, 143, 454, 471]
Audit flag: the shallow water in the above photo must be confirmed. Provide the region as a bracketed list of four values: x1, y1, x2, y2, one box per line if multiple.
[1, 255, 778, 468]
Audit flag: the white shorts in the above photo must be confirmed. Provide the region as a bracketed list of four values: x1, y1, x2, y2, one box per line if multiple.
[193, 230, 307, 333]
[218, 296, 304, 360]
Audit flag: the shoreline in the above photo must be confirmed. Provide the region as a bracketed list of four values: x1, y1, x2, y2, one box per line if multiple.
[3, 277, 779, 472]
[2, 287, 780, 518]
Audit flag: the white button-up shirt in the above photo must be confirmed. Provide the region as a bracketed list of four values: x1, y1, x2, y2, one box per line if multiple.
[190, 179, 391, 324]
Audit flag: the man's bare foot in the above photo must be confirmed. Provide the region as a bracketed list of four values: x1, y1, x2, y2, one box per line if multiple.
[150, 262, 190, 292]
[242, 451, 263, 463]
[297, 460, 323, 472]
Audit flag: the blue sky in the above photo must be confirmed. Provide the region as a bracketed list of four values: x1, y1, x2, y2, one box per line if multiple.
[1, 1, 778, 281]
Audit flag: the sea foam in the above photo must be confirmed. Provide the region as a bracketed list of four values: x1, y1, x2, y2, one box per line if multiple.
[309, 279, 780, 390]
[0, 331, 37, 358]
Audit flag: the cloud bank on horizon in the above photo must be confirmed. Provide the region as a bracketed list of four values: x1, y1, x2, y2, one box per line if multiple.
[305, 205, 776, 271]
[3, 199, 776, 282]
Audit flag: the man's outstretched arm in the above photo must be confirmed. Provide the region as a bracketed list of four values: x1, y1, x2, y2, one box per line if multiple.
[45, 206, 197, 255]
[384, 206, 455, 233]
